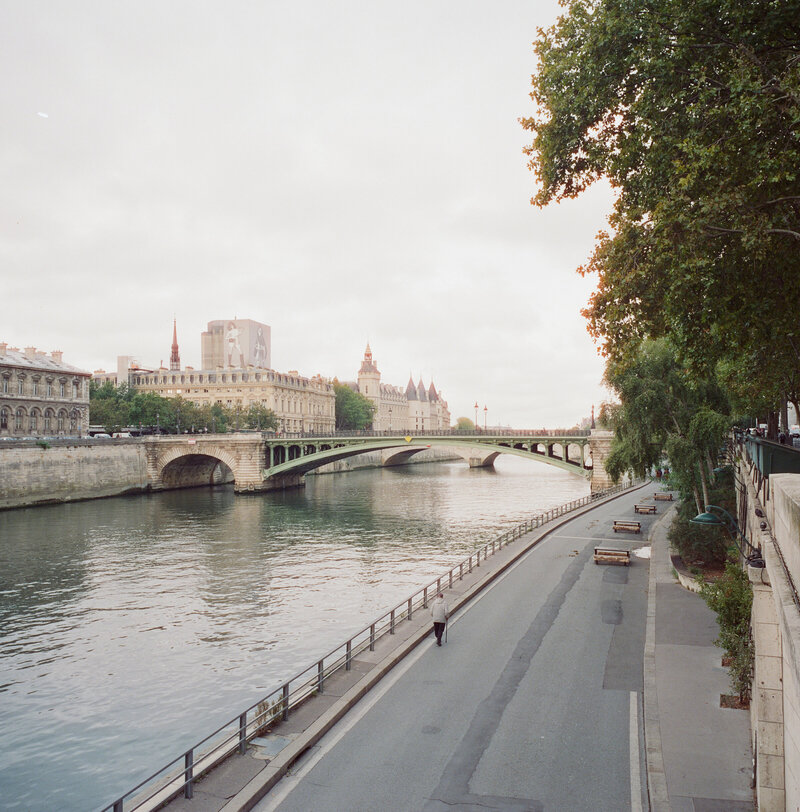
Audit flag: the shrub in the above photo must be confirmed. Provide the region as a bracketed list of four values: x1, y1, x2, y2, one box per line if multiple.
[701, 561, 754, 702]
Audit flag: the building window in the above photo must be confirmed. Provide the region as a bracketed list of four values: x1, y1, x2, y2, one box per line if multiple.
[70, 410, 78, 432]
[60, 382, 65, 397]
[15, 408, 24, 430]
[57, 411, 66, 431]
[30, 411, 38, 431]
[0, 407, 8, 430]
[18, 378, 24, 394]
[44, 410, 52, 432]
[72, 382, 78, 399]
[32, 379, 39, 395]
[47, 381, 53, 397]
[1, 378, 7, 394]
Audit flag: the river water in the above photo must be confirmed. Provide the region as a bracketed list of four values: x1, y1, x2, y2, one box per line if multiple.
[0, 457, 588, 811]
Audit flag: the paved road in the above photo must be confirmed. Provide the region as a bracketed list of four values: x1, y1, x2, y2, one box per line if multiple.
[255, 487, 654, 812]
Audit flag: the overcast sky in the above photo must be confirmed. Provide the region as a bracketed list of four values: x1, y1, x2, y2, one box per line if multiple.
[2, 1, 615, 428]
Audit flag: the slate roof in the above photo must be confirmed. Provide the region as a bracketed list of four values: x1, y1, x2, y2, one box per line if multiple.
[0, 346, 89, 376]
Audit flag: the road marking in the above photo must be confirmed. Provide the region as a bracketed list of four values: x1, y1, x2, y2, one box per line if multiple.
[552, 534, 618, 542]
[257, 533, 560, 810]
[630, 691, 643, 812]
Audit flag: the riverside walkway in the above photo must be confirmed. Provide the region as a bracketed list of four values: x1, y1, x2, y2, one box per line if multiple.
[162, 485, 752, 811]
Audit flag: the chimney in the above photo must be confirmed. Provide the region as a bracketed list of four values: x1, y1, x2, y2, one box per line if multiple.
[25, 346, 37, 357]
[0, 342, 7, 353]
[51, 350, 63, 363]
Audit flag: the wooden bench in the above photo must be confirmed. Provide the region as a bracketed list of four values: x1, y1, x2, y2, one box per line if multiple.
[613, 520, 641, 533]
[594, 547, 631, 566]
[654, 492, 673, 501]
[634, 504, 657, 514]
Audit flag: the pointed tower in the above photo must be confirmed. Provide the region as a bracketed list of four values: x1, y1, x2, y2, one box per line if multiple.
[357, 343, 381, 427]
[170, 319, 181, 371]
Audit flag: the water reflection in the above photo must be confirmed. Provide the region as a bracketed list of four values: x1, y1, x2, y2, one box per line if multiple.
[0, 458, 588, 811]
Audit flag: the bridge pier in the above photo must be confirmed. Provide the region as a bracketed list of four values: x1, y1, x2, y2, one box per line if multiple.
[258, 473, 306, 492]
[589, 429, 615, 493]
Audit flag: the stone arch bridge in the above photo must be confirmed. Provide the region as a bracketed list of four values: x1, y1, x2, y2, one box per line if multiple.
[144, 429, 616, 494]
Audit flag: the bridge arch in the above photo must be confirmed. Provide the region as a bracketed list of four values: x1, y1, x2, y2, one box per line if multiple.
[156, 446, 238, 490]
[263, 437, 592, 486]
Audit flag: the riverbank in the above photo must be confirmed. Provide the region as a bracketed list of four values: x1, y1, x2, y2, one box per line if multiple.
[0, 439, 461, 510]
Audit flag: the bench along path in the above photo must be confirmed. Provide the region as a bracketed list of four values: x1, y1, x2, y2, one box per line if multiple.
[635, 504, 657, 514]
[613, 519, 642, 533]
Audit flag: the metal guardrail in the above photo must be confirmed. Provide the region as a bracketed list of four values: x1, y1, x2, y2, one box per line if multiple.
[0, 428, 592, 450]
[739, 435, 800, 502]
[100, 478, 636, 812]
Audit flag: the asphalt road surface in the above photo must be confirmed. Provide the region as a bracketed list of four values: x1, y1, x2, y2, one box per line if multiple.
[256, 486, 653, 812]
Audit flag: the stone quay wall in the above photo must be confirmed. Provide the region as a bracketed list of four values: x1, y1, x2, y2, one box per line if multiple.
[0, 439, 150, 510]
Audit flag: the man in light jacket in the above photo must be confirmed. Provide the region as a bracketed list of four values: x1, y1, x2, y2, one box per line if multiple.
[431, 592, 449, 647]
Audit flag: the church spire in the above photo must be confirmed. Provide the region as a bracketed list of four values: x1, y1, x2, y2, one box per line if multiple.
[170, 318, 181, 371]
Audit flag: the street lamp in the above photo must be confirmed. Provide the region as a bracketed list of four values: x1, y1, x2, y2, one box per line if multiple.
[484, 405, 487, 431]
[474, 402, 479, 432]
[156, 412, 160, 435]
[690, 504, 763, 565]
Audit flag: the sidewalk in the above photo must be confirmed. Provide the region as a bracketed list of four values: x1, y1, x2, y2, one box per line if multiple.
[158, 487, 755, 812]
[645, 503, 754, 811]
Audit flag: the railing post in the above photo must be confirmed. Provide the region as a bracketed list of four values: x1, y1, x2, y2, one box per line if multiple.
[239, 711, 247, 754]
[436, 577, 441, 594]
[423, 586, 428, 608]
[469, 555, 473, 573]
[370, 623, 376, 651]
[449, 569, 453, 589]
[346, 639, 352, 670]
[317, 660, 324, 693]
[390, 609, 395, 634]
[459, 562, 463, 580]
[476, 549, 480, 567]
[184, 749, 194, 799]
[407, 597, 413, 620]
[282, 684, 289, 721]
[113, 801, 123, 812]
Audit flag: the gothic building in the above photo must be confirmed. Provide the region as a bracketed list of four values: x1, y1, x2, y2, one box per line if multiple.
[356, 344, 450, 432]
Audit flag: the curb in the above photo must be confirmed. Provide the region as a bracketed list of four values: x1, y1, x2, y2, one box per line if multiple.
[643, 503, 677, 812]
[221, 483, 649, 812]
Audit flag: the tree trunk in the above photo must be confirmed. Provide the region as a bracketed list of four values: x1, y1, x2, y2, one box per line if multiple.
[698, 462, 711, 508]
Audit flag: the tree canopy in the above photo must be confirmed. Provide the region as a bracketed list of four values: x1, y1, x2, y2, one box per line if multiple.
[602, 339, 730, 512]
[89, 381, 277, 433]
[523, 0, 800, 405]
[333, 382, 375, 430]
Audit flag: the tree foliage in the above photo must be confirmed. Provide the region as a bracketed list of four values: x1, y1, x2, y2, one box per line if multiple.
[455, 417, 475, 431]
[602, 339, 731, 512]
[523, 0, 800, 401]
[89, 381, 277, 433]
[333, 382, 375, 430]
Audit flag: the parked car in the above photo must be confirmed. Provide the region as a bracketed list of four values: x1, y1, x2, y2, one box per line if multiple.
[112, 432, 132, 438]
[93, 433, 111, 439]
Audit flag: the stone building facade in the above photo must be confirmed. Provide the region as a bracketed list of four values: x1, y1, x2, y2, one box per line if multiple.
[356, 344, 450, 432]
[130, 367, 335, 434]
[0, 343, 91, 437]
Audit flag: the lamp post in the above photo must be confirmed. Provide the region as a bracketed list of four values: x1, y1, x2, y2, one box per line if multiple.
[474, 402, 479, 432]
[690, 504, 763, 565]
[484, 405, 487, 431]
[156, 411, 159, 435]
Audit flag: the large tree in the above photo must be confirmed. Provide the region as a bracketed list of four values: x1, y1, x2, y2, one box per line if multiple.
[333, 382, 375, 430]
[523, 0, 800, 397]
[603, 339, 731, 512]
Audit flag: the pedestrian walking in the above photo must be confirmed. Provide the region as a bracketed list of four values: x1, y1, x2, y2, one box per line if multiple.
[431, 592, 449, 647]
